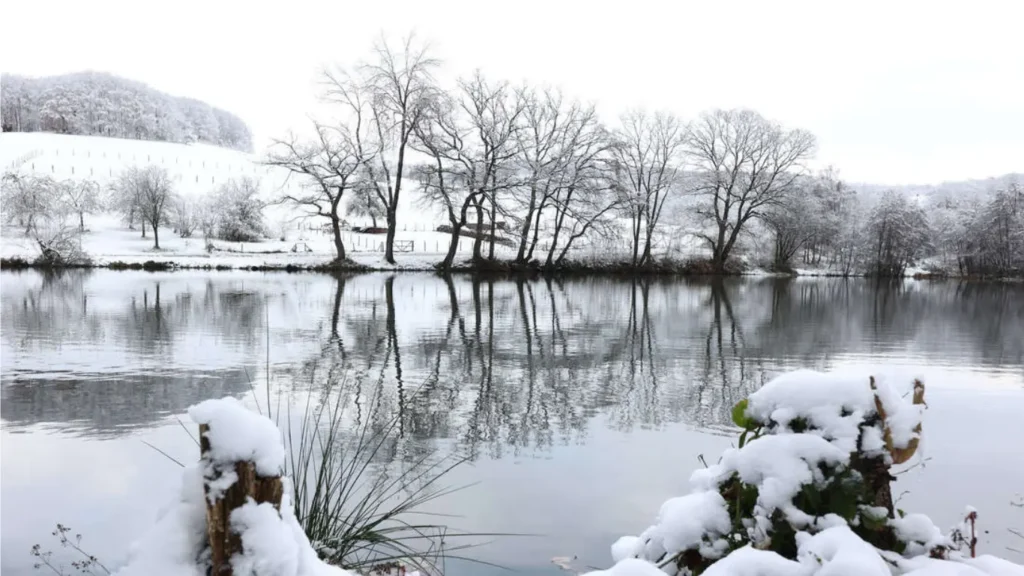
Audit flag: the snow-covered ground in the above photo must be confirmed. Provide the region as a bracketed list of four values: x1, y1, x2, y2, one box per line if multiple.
[0, 213, 525, 270]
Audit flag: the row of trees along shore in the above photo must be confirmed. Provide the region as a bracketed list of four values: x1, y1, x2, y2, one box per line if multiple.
[265, 35, 1022, 276]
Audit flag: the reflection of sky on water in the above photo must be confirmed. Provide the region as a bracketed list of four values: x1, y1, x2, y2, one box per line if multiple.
[1, 271, 1022, 574]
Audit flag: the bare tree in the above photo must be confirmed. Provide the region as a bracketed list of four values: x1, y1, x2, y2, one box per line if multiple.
[111, 165, 175, 249]
[609, 111, 686, 267]
[60, 179, 101, 230]
[350, 34, 439, 264]
[412, 72, 524, 269]
[541, 107, 620, 267]
[266, 118, 372, 262]
[686, 109, 816, 272]
[513, 88, 601, 264]
[172, 196, 200, 238]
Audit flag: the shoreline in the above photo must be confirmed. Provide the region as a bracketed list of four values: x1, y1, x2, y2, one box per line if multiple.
[1, 255, 1017, 281]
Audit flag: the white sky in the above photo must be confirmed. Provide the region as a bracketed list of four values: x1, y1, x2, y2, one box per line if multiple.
[2, 0, 1022, 185]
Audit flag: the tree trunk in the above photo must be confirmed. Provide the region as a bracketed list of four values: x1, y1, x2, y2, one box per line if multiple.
[331, 216, 346, 261]
[488, 191, 497, 261]
[199, 423, 283, 576]
[516, 186, 538, 262]
[384, 208, 397, 264]
[472, 199, 484, 261]
[79, 211, 85, 231]
[152, 220, 160, 249]
[640, 226, 654, 267]
[442, 224, 461, 270]
[631, 215, 642, 267]
[141, 218, 147, 238]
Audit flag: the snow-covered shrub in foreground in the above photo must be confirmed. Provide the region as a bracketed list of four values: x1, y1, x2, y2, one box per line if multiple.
[587, 370, 1024, 576]
[113, 398, 354, 576]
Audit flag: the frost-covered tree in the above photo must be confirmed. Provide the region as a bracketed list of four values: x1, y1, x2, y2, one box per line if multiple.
[325, 34, 439, 264]
[1, 171, 59, 234]
[267, 116, 375, 261]
[172, 196, 201, 238]
[110, 166, 175, 249]
[346, 183, 385, 228]
[412, 72, 525, 268]
[608, 110, 686, 267]
[509, 88, 620, 266]
[60, 179, 102, 230]
[686, 109, 816, 272]
[864, 191, 931, 276]
[761, 176, 820, 271]
[213, 177, 267, 242]
[955, 181, 1024, 277]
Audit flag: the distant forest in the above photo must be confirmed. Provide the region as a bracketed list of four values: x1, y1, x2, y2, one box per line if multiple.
[1, 71, 253, 152]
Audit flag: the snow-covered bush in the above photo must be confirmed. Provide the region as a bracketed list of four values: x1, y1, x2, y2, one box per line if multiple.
[586, 370, 1023, 576]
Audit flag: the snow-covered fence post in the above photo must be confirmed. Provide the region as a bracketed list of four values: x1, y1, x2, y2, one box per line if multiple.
[192, 400, 285, 576]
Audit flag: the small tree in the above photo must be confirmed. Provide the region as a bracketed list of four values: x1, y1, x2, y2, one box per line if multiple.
[865, 191, 931, 276]
[1, 171, 59, 235]
[173, 195, 201, 238]
[59, 179, 102, 231]
[346, 182, 385, 228]
[110, 165, 175, 249]
[214, 177, 267, 242]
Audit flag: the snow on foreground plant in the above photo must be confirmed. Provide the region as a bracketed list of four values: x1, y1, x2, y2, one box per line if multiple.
[584, 369, 1024, 576]
[110, 398, 359, 576]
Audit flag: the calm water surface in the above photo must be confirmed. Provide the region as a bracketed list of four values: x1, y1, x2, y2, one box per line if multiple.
[2, 271, 1023, 574]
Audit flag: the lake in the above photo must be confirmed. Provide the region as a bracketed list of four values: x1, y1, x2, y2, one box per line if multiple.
[2, 270, 1022, 575]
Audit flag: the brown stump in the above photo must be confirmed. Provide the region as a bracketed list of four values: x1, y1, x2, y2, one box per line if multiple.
[199, 423, 284, 576]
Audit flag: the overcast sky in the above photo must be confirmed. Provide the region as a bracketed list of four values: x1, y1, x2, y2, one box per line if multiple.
[2, 0, 1022, 185]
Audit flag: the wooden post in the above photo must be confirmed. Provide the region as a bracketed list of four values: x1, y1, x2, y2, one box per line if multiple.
[199, 423, 284, 576]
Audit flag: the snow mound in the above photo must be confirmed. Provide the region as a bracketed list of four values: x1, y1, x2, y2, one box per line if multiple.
[585, 369, 1021, 576]
[114, 398, 354, 576]
[743, 369, 925, 455]
[188, 397, 285, 477]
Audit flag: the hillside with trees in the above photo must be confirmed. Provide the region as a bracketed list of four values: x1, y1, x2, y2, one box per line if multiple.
[1, 71, 253, 152]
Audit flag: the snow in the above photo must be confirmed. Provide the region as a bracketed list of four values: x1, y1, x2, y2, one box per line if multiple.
[645, 491, 732, 561]
[699, 547, 805, 576]
[691, 433, 848, 522]
[900, 556, 1024, 576]
[188, 397, 285, 477]
[588, 368, 1022, 576]
[114, 398, 354, 576]
[891, 513, 950, 558]
[796, 525, 890, 575]
[111, 464, 208, 576]
[591, 527, 1024, 576]
[580, 558, 670, 576]
[611, 536, 643, 564]
[743, 369, 925, 455]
